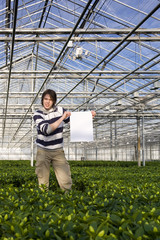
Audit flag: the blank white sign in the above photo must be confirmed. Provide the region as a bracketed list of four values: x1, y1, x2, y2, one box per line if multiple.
[70, 111, 93, 142]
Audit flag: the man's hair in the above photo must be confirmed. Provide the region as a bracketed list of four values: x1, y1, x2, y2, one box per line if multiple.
[41, 89, 57, 107]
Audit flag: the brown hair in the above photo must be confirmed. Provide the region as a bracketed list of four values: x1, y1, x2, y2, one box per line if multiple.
[41, 89, 57, 107]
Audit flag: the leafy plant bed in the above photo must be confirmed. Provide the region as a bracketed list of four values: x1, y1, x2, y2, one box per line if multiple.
[0, 160, 160, 239]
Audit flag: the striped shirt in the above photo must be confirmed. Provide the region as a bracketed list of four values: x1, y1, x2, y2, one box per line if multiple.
[33, 106, 69, 150]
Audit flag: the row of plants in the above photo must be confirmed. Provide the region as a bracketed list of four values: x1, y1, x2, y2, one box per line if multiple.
[0, 160, 160, 239]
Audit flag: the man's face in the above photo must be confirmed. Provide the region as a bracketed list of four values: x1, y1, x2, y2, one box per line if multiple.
[43, 94, 54, 110]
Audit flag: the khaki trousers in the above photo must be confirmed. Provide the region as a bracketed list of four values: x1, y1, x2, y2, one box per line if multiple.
[35, 147, 72, 190]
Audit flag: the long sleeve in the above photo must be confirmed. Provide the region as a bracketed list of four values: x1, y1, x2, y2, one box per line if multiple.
[33, 110, 52, 136]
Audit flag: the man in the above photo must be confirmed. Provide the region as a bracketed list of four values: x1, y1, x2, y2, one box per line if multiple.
[33, 89, 96, 191]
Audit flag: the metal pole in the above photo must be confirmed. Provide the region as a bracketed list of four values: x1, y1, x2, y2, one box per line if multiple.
[126, 144, 127, 161]
[115, 118, 117, 161]
[110, 121, 113, 161]
[68, 137, 70, 160]
[2, 0, 19, 141]
[142, 116, 145, 166]
[159, 136, 160, 160]
[31, 53, 34, 167]
[95, 125, 98, 161]
[137, 115, 141, 167]
[75, 143, 77, 161]
[31, 117, 34, 167]
[150, 143, 152, 161]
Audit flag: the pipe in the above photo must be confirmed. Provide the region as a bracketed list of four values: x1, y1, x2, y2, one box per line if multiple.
[2, 0, 19, 141]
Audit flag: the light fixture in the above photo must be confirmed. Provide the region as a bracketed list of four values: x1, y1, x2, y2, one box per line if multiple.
[105, 106, 110, 111]
[75, 47, 83, 59]
[67, 41, 73, 48]
[116, 100, 122, 106]
[150, 82, 160, 90]
[133, 92, 139, 98]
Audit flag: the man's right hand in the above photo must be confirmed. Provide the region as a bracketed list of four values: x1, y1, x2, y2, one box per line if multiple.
[63, 111, 71, 120]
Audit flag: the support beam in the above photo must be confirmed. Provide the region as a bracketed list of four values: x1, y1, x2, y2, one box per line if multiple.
[137, 115, 141, 167]
[1, 113, 160, 119]
[0, 70, 159, 74]
[0, 75, 159, 79]
[115, 119, 117, 161]
[0, 36, 159, 42]
[142, 116, 145, 166]
[0, 28, 160, 34]
[2, 0, 19, 141]
[110, 121, 113, 161]
[5, 0, 11, 65]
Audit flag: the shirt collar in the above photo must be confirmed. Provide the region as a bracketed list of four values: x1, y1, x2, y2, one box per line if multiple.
[40, 105, 57, 114]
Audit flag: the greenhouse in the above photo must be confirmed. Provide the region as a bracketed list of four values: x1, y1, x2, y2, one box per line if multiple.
[0, 0, 160, 239]
[0, 0, 159, 164]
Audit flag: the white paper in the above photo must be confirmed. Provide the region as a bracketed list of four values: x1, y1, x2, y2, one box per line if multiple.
[70, 112, 93, 142]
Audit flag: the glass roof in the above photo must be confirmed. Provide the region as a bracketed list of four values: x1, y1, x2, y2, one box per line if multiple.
[0, 0, 160, 155]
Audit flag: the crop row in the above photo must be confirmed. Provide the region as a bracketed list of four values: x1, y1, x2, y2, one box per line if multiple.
[0, 160, 160, 239]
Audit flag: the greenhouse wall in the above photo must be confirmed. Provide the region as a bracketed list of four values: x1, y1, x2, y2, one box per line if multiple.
[84, 146, 136, 161]
[65, 143, 160, 161]
[145, 143, 160, 160]
[1, 143, 160, 161]
[0, 148, 31, 160]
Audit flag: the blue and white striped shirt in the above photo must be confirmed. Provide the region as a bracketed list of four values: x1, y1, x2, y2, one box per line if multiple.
[33, 106, 69, 150]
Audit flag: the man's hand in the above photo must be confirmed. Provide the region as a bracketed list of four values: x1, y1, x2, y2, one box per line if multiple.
[91, 110, 96, 118]
[50, 111, 71, 132]
[63, 111, 71, 120]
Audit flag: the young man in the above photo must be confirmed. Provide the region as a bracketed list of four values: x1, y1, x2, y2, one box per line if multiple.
[33, 89, 96, 191]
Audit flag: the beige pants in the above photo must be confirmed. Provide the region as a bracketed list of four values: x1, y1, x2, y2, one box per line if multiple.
[35, 147, 72, 190]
